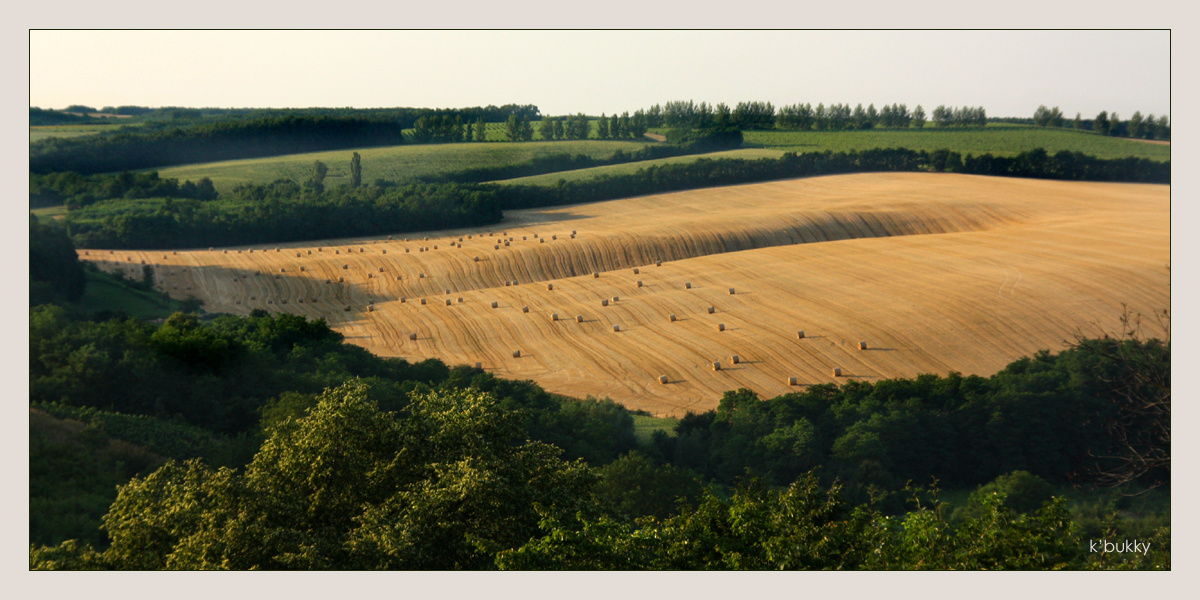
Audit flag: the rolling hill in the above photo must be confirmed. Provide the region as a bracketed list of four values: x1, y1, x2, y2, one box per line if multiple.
[79, 172, 1169, 417]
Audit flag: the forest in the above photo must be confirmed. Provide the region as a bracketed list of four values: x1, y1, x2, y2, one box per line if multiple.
[28, 100, 1171, 570]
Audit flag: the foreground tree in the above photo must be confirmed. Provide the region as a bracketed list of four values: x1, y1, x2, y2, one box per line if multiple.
[33, 381, 595, 570]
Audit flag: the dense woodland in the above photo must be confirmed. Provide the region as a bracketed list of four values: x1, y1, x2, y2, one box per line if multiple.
[29, 102, 1170, 570]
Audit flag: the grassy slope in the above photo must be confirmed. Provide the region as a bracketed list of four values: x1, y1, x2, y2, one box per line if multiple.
[76, 268, 188, 319]
[153, 140, 651, 194]
[136, 125, 1168, 194]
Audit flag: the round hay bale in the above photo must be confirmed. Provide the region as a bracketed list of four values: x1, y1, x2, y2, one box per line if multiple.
[343, 264, 349, 269]
[280, 268, 287, 272]
[296, 253, 301, 258]
[593, 272, 599, 278]
[717, 323, 726, 332]
[491, 301, 499, 308]
[685, 282, 692, 289]
[494, 245, 500, 250]
[420, 298, 427, 305]
[570, 234, 575, 239]
[522, 306, 530, 313]
[512, 350, 521, 358]
[540, 239, 545, 243]
[379, 267, 384, 273]
[336, 250, 341, 254]
[551, 235, 557, 240]
[445, 289, 451, 294]
[551, 313, 559, 321]
[788, 376, 798, 386]
[601, 299, 609, 307]
[474, 362, 482, 369]
[223, 250, 228, 254]
[382, 249, 387, 254]
[446, 299, 452, 306]
[612, 296, 620, 302]
[406, 248, 411, 253]
[575, 315, 583, 323]
[669, 314, 677, 322]
[858, 341, 868, 350]
[707, 306, 716, 314]
[419, 273, 425, 278]
[474, 256, 481, 262]
[832, 367, 842, 377]
[797, 330, 805, 339]
[397, 276, 403, 281]
[522, 236, 527, 241]
[656, 260, 662, 267]
[659, 375, 668, 385]
[731, 354, 740, 364]
[612, 324, 621, 332]
[409, 333, 418, 340]
[504, 241, 510, 247]
[338, 277, 345, 282]
[546, 283, 554, 291]
[367, 305, 373, 312]
[571, 230, 577, 235]
[308, 250, 313, 254]
[728, 288, 735, 295]
[637, 281, 643, 287]
[712, 361, 722, 371]
[505, 281, 511, 287]
[300, 266, 306, 272]
[457, 297, 464, 303]
[368, 273, 374, 279]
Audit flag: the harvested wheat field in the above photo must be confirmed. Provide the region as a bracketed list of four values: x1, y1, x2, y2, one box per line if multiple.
[81, 173, 1170, 417]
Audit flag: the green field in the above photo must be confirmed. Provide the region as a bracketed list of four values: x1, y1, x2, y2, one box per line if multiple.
[31, 205, 68, 219]
[743, 124, 1170, 161]
[632, 414, 679, 445]
[29, 123, 140, 142]
[496, 148, 786, 186]
[76, 269, 188, 319]
[154, 139, 652, 194]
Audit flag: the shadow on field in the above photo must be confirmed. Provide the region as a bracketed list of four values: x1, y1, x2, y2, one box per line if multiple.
[87, 259, 400, 321]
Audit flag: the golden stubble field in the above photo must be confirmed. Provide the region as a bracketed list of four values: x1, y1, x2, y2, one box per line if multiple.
[81, 173, 1170, 417]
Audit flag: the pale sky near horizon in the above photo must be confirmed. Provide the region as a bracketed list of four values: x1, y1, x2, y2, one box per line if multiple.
[29, 30, 1171, 120]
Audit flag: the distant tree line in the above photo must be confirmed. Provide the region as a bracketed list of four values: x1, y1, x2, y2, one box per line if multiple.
[30, 171, 218, 209]
[66, 178, 502, 249]
[30, 115, 409, 175]
[493, 146, 1169, 210]
[1032, 106, 1170, 141]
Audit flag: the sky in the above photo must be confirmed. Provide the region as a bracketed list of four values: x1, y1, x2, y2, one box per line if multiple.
[29, 30, 1171, 120]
